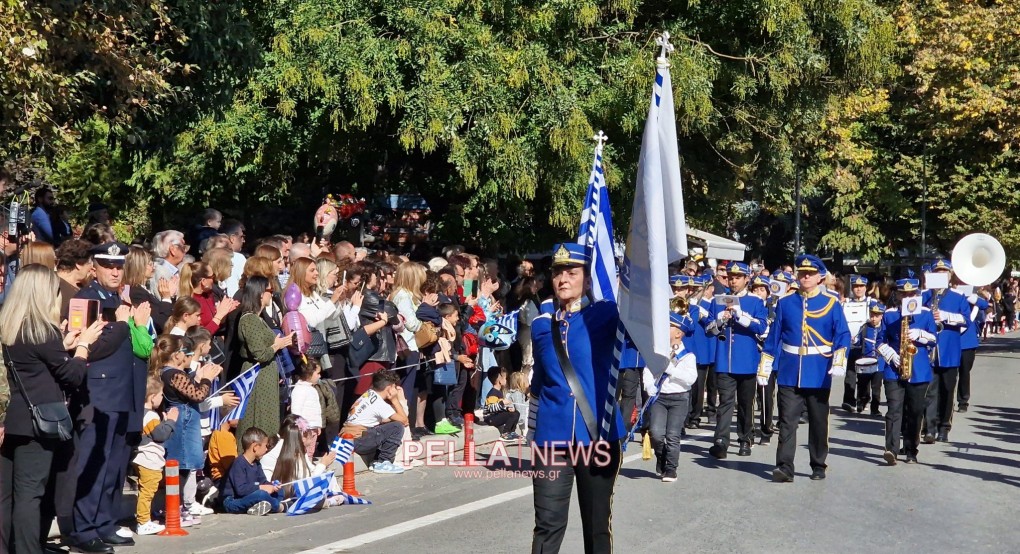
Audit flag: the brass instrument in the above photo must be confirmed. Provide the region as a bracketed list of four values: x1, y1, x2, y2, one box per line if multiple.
[899, 313, 915, 381]
[670, 295, 689, 316]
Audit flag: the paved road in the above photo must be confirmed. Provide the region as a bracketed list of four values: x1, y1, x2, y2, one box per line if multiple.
[129, 333, 1020, 553]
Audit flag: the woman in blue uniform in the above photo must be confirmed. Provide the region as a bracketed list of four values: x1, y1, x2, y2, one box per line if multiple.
[530, 243, 625, 554]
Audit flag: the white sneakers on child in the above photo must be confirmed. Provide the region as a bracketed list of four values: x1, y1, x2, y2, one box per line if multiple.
[247, 500, 273, 516]
[136, 521, 165, 536]
[190, 504, 215, 516]
[370, 461, 405, 474]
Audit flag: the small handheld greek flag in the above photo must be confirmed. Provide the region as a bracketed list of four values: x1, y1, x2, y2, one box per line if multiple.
[210, 364, 261, 431]
[329, 490, 372, 505]
[287, 472, 334, 515]
[330, 435, 356, 466]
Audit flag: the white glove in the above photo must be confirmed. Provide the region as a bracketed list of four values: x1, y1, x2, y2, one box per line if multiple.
[731, 306, 744, 318]
[889, 352, 902, 369]
[829, 361, 847, 377]
[908, 328, 921, 342]
[716, 310, 731, 324]
[757, 356, 773, 386]
[968, 294, 979, 305]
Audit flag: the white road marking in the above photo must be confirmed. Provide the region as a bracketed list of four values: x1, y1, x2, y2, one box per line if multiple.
[298, 452, 644, 553]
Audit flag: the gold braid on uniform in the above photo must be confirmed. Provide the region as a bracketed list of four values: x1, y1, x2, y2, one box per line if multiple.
[799, 294, 838, 359]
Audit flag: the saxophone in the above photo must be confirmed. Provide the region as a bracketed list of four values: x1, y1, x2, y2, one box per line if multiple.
[899, 314, 916, 381]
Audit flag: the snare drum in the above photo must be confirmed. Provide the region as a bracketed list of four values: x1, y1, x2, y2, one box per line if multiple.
[856, 357, 879, 375]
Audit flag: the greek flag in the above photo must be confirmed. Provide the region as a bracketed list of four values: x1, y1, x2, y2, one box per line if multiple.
[602, 33, 688, 439]
[330, 435, 356, 466]
[494, 309, 519, 336]
[210, 364, 261, 431]
[577, 134, 618, 303]
[328, 491, 372, 505]
[287, 472, 334, 515]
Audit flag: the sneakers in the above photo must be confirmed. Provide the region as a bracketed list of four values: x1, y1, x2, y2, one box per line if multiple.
[500, 432, 522, 443]
[136, 521, 165, 536]
[448, 415, 465, 427]
[370, 460, 406, 474]
[179, 511, 200, 527]
[411, 426, 430, 441]
[116, 527, 133, 539]
[247, 500, 273, 516]
[661, 469, 677, 483]
[434, 419, 461, 435]
[190, 504, 215, 516]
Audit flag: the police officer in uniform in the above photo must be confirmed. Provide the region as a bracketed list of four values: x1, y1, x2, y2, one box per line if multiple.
[922, 259, 970, 442]
[69, 242, 146, 553]
[530, 243, 625, 554]
[705, 262, 768, 459]
[759, 255, 851, 482]
[877, 278, 937, 464]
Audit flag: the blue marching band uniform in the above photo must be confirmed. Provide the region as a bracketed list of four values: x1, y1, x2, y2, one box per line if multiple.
[921, 258, 970, 443]
[760, 255, 851, 481]
[876, 278, 938, 464]
[851, 301, 888, 416]
[705, 262, 768, 459]
[841, 274, 881, 412]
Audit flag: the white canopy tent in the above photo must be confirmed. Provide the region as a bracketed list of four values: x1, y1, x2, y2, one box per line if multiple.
[686, 228, 748, 261]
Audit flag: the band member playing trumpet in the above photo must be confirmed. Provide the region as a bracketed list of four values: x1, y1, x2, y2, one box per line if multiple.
[705, 262, 768, 459]
[759, 255, 850, 482]
[922, 259, 970, 443]
[877, 278, 937, 465]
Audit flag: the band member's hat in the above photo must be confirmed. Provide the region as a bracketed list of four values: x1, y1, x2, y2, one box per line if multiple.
[669, 311, 695, 335]
[669, 274, 684, 287]
[728, 262, 750, 276]
[921, 263, 932, 273]
[896, 278, 920, 292]
[850, 275, 868, 286]
[871, 302, 886, 314]
[795, 254, 826, 274]
[751, 275, 771, 291]
[931, 258, 952, 272]
[90, 241, 128, 265]
[550, 243, 588, 268]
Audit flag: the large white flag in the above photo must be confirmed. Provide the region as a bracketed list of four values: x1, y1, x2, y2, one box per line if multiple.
[577, 132, 618, 303]
[618, 34, 688, 380]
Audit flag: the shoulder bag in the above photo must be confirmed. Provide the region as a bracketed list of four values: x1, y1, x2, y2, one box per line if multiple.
[2, 345, 74, 441]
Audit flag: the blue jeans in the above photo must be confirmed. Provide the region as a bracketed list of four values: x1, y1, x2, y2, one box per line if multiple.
[648, 392, 691, 473]
[222, 490, 281, 514]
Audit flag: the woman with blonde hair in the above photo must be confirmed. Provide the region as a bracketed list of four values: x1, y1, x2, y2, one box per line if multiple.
[202, 247, 234, 295]
[254, 244, 285, 281]
[0, 265, 104, 554]
[389, 261, 434, 439]
[124, 245, 173, 332]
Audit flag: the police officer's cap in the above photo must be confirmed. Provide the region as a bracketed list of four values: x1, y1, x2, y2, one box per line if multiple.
[795, 254, 826, 274]
[550, 243, 589, 268]
[896, 278, 920, 292]
[90, 241, 128, 265]
[850, 275, 869, 286]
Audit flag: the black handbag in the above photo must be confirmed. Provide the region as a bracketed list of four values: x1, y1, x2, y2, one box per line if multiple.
[2, 345, 74, 441]
[307, 327, 329, 358]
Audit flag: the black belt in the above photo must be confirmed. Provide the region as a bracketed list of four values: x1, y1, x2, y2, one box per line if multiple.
[552, 317, 599, 441]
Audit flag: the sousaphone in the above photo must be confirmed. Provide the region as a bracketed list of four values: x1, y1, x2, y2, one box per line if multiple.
[951, 233, 1006, 286]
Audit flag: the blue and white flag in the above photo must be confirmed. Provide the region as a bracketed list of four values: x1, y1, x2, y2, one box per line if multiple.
[287, 472, 335, 515]
[210, 363, 261, 430]
[330, 435, 356, 466]
[603, 33, 688, 438]
[328, 490, 372, 505]
[577, 134, 618, 303]
[494, 309, 519, 336]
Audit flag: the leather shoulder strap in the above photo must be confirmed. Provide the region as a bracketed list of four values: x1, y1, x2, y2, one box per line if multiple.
[551, 317, 599, 441]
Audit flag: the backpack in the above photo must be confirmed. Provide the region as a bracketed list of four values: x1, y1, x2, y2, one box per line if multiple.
[315, 380, 342, 426]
